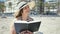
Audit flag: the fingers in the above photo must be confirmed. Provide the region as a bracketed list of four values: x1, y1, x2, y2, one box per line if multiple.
[20, 31, 26, 34]
[20, 30, 33, 34]
[26, 30, 33, 34]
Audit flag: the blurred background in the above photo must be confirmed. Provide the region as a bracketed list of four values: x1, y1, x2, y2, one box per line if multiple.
[0, 0, 60, 34]
[0, 0, 60, 16]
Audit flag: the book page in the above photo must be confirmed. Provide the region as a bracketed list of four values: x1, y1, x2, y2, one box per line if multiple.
[14, 20, 41, 23]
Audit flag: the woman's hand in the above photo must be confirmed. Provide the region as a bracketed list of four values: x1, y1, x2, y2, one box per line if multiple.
[20, 30, 33, 34]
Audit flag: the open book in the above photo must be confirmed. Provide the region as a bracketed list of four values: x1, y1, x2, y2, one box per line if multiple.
[14, 20, 41, 34]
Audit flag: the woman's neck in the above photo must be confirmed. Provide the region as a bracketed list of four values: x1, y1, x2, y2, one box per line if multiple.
[22, 13, 28, 21]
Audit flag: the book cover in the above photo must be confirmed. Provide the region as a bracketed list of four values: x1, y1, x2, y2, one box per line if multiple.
[14, 21, 41, 34]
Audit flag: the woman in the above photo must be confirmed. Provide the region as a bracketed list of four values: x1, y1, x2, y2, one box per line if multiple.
[10, 1, 35, 34]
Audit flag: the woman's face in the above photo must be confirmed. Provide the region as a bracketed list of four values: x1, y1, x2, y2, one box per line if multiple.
[23, 5, 30, 14]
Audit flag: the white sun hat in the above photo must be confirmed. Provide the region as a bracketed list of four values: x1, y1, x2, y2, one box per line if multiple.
[15, 1, 35, 11]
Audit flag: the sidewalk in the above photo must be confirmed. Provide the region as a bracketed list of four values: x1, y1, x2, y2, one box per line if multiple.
[0, 16, 60, 34]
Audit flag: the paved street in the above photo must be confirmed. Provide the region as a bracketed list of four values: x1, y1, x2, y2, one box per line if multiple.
[0, 16, 60, 34]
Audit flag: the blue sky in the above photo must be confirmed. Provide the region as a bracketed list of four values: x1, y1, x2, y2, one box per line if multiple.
[0, 0, 6, 2]
[0, 0, 50, 2]
[0, 0, 56, 2]
[45, 0, 56, 2]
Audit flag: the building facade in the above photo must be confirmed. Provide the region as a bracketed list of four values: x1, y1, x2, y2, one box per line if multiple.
[4, 0, 60, 15]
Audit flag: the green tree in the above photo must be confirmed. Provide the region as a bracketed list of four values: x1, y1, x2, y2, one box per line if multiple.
[0, 3, 5, 13]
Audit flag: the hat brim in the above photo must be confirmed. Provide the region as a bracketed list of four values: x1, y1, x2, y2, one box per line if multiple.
[28, 1, 35, 10]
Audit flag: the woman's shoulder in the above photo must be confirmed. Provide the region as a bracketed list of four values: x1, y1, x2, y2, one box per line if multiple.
[14, 16, 34, 22]
[16, 17, 22, 20]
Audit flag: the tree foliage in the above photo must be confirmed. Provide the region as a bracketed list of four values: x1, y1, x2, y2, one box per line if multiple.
[0, 3, 5, 12]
